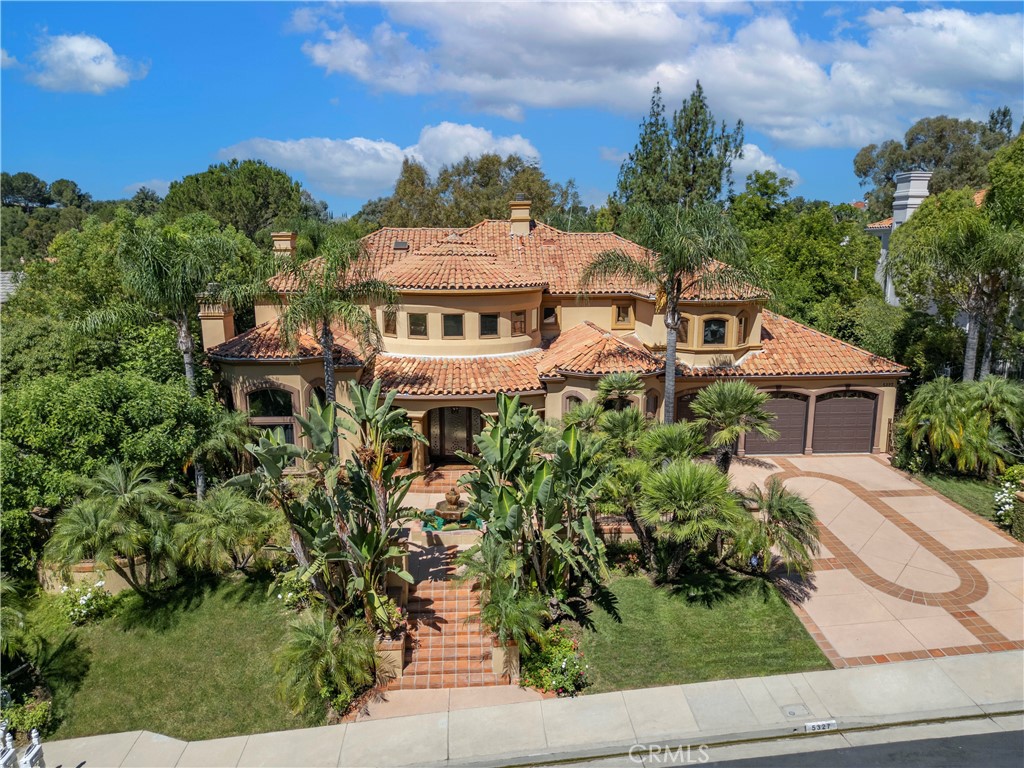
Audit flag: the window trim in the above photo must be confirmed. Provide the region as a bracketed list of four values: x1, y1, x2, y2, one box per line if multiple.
[408, 312, 429, 339]
[701, 317, 729, 347]
[511, 309, 527, 336]
[612, 302, 635, 330]
[442, 313, 465, 340]
[382, 308, 397, 337]
[542, 305, 559, 326]
[245, 385, 299, 444]
[736, 313, 747, 346]
[562, 390, 586, 413]
[479, 312, 500, 338]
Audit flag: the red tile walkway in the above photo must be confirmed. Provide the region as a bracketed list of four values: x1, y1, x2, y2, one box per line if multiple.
[389, 545, 508, 690]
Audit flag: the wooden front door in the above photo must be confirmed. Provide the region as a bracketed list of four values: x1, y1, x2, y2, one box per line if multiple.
[428, 407, 483, 463]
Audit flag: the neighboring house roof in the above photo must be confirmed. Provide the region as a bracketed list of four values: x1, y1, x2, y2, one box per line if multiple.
[206, 319, 364, 365]
[679, 311, 907, 378]
[0, 271, 20, 304]
[866, 217, 893, 230]
[269, 220, 766, 301]
[366, 350, 545, 397]
[539, 321, 663, 377]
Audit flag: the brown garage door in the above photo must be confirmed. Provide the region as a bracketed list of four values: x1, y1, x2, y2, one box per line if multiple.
[746, 393, 808, 455]
[812, 391, 877, 453]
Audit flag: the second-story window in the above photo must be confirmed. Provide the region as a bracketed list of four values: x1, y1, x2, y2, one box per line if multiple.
[480, 313, 499, 338]
[382, 309, 397, 336]
[409, 313, 428, 338]
[703, 318, 727, 345]
[512, 310, 527, 336]
[543, 306, 558, 326]
[613, 303, 633, 328]
[443, 314, 464, 338]
[737, 314, 747, 344]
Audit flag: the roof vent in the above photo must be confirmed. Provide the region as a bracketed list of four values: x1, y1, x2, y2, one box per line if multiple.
[393, 240, 409, 251]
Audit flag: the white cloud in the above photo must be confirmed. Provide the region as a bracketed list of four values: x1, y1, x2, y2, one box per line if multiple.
[599, 146, 627, 164]
[28, 34, 147, 94]
[732, 144, 801, 186]
[296, 3, 1022, 148]
[124, 179, 170, 196]
[220, 122, 539, 199]
[1, 49, 17, 68]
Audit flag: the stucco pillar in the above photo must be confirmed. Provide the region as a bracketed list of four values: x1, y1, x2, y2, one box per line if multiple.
[804, 395, 817, 455]
[737, 432, 746, 458]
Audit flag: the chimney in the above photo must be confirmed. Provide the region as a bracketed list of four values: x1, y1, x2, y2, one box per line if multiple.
[198, 284, 235, 351]
[271, 231, 297, 256]
[891, 171, 932, 229]
[510, 194, 531, 237]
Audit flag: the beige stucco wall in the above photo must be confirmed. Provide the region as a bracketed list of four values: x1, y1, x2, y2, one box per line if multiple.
[379, 289, 544, 355]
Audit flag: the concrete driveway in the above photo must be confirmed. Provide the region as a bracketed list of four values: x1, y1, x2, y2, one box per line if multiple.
[731, 455, 1024, 668]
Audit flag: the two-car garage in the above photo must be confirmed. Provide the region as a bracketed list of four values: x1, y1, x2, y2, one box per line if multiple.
[743, 390, 878, 455]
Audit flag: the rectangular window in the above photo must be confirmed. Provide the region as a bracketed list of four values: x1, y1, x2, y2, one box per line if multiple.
[613, 303, 634, 329]
[737, 315, 747, 344]
[443, 314, 464, 338]
[511, 310, 527, 336]
[382, 309, 397, 336]
[409, 313, 428, 338]
[543, 306, 558, 325]
[703, 318, 727, 345]
[531, 308, 538, 331]
[480, 313, 499, 337]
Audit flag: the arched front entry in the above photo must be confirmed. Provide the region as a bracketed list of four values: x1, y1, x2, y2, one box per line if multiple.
[426, 406, 485, 464]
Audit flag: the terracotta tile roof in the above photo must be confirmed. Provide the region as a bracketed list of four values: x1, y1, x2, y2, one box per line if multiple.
[269, 220, 765, 300]
[377, 241, 546, 290]
[679, 311, 906, 378]
[367, 350, 545, 396]
[867, 217, 893, 230]
[206, 319, 363, 365]
[539, 322, 663, 377]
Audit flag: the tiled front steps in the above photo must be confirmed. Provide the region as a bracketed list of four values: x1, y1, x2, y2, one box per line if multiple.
[390, 575, 509, 690]
[402, 465, 473, 494]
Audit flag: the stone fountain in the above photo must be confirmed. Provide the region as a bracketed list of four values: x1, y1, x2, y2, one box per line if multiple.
[434, 487, 468, 522]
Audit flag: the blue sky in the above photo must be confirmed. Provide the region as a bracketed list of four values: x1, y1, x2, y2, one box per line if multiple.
[3, 2, 1022, 217]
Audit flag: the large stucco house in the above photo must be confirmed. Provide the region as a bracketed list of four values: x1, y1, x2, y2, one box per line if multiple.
[199, 198, 906, 472]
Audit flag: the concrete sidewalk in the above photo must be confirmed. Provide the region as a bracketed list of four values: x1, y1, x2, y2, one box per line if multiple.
[39, 650, 1024, 768]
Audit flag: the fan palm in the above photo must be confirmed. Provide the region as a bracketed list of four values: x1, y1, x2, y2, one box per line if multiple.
[186, 408, 259, 499]
[274, 608, 377, 719]
[637, 421, 707, 464]
[1, 576, 27, 657]
[638, 460, 744, 556]
[596, 372, 644, 410]
[562, 398, 605, 433]
[690, 380, 778, 473]
[579, 203, 749, 424]
[45, 462, 179, 597]
[176, 485, 280, 572]
[597, 406, 647, 459]
[279, 223, 400, 406]
[739, 478, 820, 577]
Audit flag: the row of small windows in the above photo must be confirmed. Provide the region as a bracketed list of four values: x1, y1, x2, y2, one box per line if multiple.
[383, 310, 535, 339]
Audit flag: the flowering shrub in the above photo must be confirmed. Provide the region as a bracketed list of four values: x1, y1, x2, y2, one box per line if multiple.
[270, 568, 316, 611]
[994, 466, 1024, 542]
[375, 596, 405, 635]
[59, 581, 115, 625]
[520, 625, 588, 697]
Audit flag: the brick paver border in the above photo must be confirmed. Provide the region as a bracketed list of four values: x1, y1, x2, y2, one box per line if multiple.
[768, 456, 1024, 669]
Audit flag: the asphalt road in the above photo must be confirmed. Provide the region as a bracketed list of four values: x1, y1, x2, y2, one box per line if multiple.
[708, 730, 1024, 767]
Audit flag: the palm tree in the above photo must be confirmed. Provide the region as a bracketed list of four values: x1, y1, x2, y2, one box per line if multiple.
[740, 478, 820, 577]
[176, 485, 280, 572]
[596, 406, 647, 459]
[579, 203, 748, 424]
[279, 223, 400, 405]
[274, 608, 377, 719]
[690, 380, 778, 473]
[45, 462, 179, 597]
[186, 408, 259, 499]
[90, 212, 266, 495]
[0, 576, 27, 657]
[637, 421, 706, 465]
[637, 459, 744, 581]
[596, 372, 644, 410]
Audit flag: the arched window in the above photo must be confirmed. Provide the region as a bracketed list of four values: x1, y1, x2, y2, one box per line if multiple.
[563, 393, 584, 414]
[645, 389, 659, 418]
[247, 388, 296, 443]
[312, 386, 327, 405]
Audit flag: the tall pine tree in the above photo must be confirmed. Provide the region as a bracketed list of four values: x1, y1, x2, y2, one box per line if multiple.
[615, 82, 744, 210]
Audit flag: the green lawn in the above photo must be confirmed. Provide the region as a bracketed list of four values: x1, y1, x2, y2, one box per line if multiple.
[918, 474, 998, 521]
[31, 576, 307, 741]
[577, 574, 831, 694]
